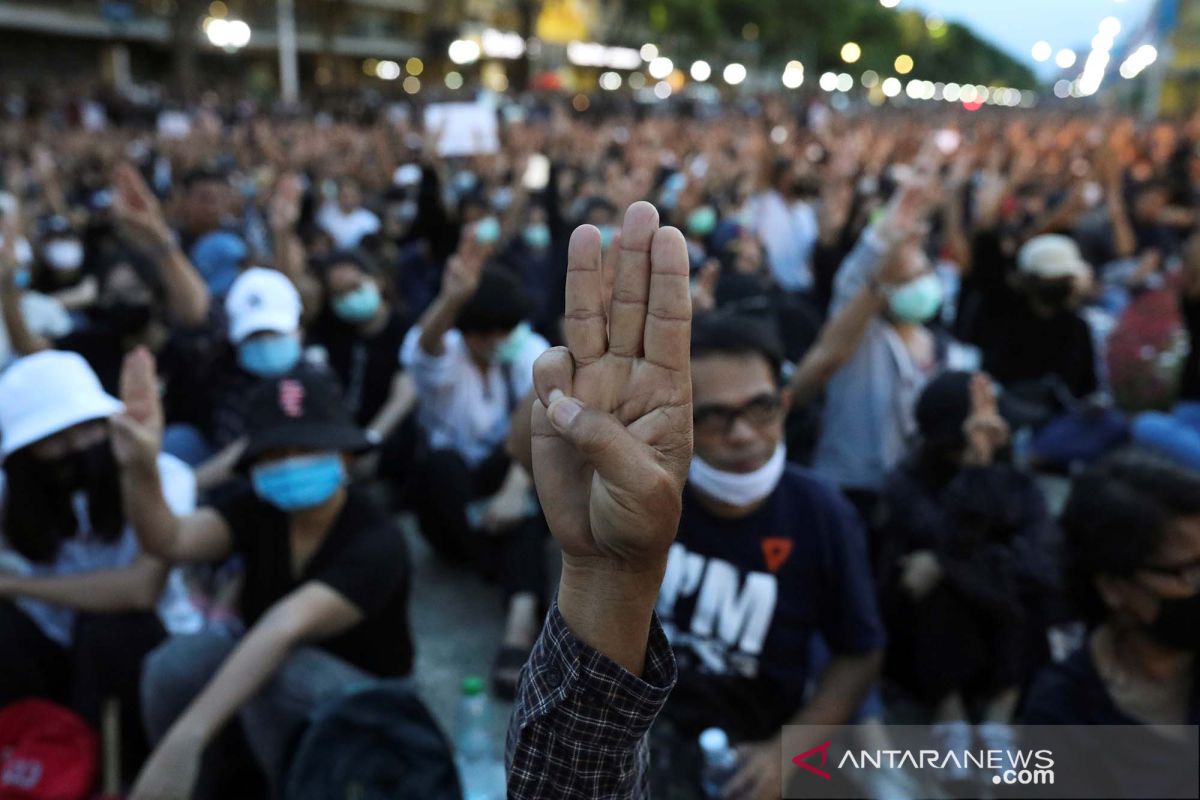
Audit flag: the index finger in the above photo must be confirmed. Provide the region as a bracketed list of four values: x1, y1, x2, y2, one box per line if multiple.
[642, 226, 691, 373]
[563, 225, 607, 365]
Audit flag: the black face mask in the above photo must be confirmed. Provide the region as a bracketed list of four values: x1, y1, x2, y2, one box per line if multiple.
[1031, 282, 1073, 308]
[1146, 591, 1200, 652]
[94, 301, 154, 337]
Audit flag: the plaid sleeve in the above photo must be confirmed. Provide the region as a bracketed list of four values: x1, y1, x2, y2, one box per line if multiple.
[506, 603, 677, 800]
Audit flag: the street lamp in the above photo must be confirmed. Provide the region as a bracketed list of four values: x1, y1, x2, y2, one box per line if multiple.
[205, 17, 251, 51]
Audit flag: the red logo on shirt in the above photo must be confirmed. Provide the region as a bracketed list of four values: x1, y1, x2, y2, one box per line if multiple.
[279, 379, 305, 417]
[761, 537, 793, 573]
[792, 740, 833, 780]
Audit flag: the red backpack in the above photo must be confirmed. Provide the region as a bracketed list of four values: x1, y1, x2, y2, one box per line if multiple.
[0, 700, 97, 800]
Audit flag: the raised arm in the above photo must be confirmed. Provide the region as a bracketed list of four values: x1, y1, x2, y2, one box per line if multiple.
[415, 229, 484, 357]
[110, 347, 232, 563]
[0, 228, 50, 355]
[507, 202, 691, 799]
[112, 163, 211, 327]
[788, 283, 885, 405]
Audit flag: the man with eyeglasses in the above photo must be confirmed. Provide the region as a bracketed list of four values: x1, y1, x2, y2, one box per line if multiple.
[649, 313, 885, 800]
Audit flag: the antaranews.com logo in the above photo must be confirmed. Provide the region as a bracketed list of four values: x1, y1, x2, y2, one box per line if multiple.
[781, 724, 1199, 799]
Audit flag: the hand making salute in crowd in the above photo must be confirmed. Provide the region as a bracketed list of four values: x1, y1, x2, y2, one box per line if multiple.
[111, 348, 412, 800]
[401, 225, 551, 697]
[0, 350, 200, 783]
[506, 201, 693, 799]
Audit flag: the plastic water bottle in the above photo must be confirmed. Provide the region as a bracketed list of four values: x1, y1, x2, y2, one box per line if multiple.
[455, 677, 505, 800]
[699, 728, 738, 798]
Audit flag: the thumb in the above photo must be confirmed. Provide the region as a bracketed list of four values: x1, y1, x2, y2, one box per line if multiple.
[546, 395, 652, 483]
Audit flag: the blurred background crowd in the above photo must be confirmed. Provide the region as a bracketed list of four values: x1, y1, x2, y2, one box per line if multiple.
[0, 0, 1198, 799]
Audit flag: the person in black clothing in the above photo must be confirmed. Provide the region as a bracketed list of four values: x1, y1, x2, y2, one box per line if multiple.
[878, 371, 1056, 762]
[309, 250, 418, 487]
[1020, 452, 1199, 799]
[114, 352, 413, 799]
[959, 232, 1097, 400]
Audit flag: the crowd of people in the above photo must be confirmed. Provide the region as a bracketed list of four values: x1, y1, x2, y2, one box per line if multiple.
[0, 80, 1197, 799]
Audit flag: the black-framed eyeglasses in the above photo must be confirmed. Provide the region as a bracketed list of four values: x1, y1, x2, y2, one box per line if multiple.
[693, 393, 783, 435]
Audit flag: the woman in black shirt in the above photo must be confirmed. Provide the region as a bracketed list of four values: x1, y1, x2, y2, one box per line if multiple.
[111, 350, 413, 799]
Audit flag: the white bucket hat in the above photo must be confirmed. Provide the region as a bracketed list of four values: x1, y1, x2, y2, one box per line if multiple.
[224, 267, 302, 345]
[0, 351, 122, 460]
[1017, 235, 1091, 280]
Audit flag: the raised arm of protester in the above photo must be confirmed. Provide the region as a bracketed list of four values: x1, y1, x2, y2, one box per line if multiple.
[112, 163, 210, 327]
[507, 201, 692, 799]
[0, 192, 50, 355]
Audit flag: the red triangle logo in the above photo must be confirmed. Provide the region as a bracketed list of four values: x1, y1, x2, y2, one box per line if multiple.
[761, 537, 793, 573]
[792, 740, 833, 780]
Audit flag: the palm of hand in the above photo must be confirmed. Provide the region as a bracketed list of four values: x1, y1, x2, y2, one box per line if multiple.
[531, 202, 692, 569]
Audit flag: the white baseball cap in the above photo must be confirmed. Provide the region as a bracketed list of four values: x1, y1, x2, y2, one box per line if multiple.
[224, 267, 302, 345]
[1017, 235, 1091, 280]
[0, 351, 122, 460]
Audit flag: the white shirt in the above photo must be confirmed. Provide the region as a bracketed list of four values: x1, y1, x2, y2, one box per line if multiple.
[317, 202, 381, 250]
[0, 453, 203, 645]
[745, 191, 818, 292]
[401, 326, 549, 468]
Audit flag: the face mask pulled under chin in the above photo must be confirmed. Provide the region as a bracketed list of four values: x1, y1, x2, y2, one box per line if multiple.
[688, 443, 786, 507]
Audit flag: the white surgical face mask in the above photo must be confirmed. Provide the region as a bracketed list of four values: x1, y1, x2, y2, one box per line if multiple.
[688, 443, 786, 507]
[43, 238, 84, 271]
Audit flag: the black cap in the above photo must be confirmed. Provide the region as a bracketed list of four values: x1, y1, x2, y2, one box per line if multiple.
[238, 367, 372, 469]
[915, 371, 974, 450]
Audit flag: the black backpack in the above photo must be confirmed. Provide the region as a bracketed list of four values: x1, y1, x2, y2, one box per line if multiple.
[284, 679, 463, 800]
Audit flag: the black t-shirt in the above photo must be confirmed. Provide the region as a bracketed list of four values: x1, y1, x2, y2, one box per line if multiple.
[210, 483, 414, 678]
[1019, 643, 1199, 798]
[657, 466, 885, 741]
[57, 326, 125, 395]
[310, 309, 410, 427]
[977, 303, 1097, 399]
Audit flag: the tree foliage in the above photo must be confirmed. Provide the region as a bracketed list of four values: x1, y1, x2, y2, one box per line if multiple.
[616, 0, 1036, 87]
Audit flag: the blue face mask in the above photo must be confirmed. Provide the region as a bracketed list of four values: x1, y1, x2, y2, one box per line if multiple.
[453, 171, 478, 196]
[332, 282, 381, 324]
[687, 206, 718, 237]
[885, 272, 943, 323]
[495, 321, 532, 364]
[523, 223, 550, 250]
[598, 225, 616, 249]
[251, 453, 346, 512]
[474, 216, 502, 245]
[238, 333, 302, 377]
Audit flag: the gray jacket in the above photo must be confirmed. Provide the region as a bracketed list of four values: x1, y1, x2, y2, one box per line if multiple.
[812, 227, 934, 492]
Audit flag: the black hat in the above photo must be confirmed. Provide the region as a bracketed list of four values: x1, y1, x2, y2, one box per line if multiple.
[238, 367, 372, 469]
[915, 371, 973, 450]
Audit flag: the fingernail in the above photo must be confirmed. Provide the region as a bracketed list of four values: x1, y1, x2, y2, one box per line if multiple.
[548, 389, 565, 405]
[549, 397, 582, 429]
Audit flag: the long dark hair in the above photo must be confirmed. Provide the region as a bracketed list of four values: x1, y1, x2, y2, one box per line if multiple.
[2, 441, 125, 563]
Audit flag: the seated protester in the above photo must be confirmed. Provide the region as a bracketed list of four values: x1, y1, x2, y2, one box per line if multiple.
[29, 213, 98, 312]
[877, 371, 1055, 767]
[317, 178, 381, 251]
[972, 234, 1098, 400]
[177, 168, 244, 257]
[308, 250, 417, 487]
[811, 169, 949, 524]
[163, 267, 320, 489]
[1020, 452, 1199, 799]
[5, 254, 169, 395]
[0, 351, 200, 781]
[113, 353, 413, 799]
[650, 313, 884, 799]
[400, 230, 550, 697]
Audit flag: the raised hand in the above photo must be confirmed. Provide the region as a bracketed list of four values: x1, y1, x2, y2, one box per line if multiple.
[441, 227, 486, 302]
[109, 347, 164, 469]
[962, 372, 1009, 466]
[112, 163, 173, 251]
[531, 201, 692, 580]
